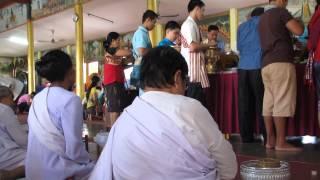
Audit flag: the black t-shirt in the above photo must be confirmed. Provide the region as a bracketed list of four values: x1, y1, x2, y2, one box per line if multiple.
[258, 7, 294, 67]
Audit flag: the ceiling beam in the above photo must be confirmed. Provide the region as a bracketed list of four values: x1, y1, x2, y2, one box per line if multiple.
[0, 0, 31, 9]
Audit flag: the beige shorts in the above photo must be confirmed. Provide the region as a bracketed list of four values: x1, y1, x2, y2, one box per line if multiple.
[262, 63, 297, 117]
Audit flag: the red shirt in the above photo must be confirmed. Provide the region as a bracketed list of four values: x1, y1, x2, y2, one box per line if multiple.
[308, 8, 320, 61]
[103, 56, 125, 85]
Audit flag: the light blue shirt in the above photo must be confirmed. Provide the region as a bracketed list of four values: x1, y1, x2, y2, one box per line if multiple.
[132, 26, 152, 59]
[237, 16, 262, 70]
[297, 27, 308, 45]
[131, 26, 152, 82]
[217, 39, 225, 52]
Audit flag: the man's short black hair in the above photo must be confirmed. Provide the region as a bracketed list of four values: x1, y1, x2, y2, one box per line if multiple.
[140, 47, 188, 90]
[208, 25, 219, 32]
[251, 7, 265, 17]
[142, 10, 159, 23]
[165, 21, 180, 31]
[188, 0, 205, 13]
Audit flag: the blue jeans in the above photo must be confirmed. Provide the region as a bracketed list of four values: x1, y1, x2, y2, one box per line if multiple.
[130, 65, 141, 87]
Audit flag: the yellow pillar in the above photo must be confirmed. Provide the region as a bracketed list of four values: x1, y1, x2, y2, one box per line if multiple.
[147, 0, 163, 47]
[27, 3, 35, 93]
[229, 8, 238, 51]
[74, 0, 84, 98]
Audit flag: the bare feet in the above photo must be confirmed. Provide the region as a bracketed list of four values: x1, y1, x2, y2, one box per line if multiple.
[265, 144, 275, 149]
[265, 135, 276, 149]
[275, 143, 302, 152]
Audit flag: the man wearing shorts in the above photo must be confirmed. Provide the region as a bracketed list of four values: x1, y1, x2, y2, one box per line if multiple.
[259, 0, 304, 151]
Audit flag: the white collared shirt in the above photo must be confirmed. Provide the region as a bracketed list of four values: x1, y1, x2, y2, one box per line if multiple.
[180, 16, 210, 88]
[181, 16, 201, 67]
[141, 91, 238, 180]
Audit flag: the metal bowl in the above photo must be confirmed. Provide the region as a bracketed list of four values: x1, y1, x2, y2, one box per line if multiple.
[240, 159, 290, 180]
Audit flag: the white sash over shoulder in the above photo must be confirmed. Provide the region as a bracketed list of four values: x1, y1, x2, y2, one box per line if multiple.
[28, 87, 66, 157]
[89, 97, 218, 180]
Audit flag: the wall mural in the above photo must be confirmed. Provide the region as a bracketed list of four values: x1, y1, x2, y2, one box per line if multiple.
[199, 13, 230, 42]
[198, 0, 317, 44]
[0, 57, 27, 80]
[84, 40, 104, 62]
[0, 0, 90, 33]
[32, 0, 75, 18]
[238, 0, 316, 24]
[0, 3, 26, 32]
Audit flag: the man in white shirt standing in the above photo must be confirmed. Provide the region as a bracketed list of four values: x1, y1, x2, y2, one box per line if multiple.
[181, 0, 215, 106]
[90, 47, 237, 180]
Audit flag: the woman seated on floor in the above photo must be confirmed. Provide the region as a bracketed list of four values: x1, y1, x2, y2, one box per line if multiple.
[90, 47, 237, 180]
[26, 50, 95, 180]
[0, 80, 27, 179]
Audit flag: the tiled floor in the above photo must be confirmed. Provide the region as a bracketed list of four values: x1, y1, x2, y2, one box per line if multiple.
[230, 135, 320, 179]
[230, 135, 320, 165]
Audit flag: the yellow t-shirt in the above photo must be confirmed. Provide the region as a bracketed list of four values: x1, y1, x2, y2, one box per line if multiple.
[86, 87, 97, 109]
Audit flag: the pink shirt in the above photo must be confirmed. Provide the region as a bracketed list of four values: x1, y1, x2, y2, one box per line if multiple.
[17, 94, 31, 105]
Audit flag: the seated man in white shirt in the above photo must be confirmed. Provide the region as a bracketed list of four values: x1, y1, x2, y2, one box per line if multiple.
[0, 83, 27, 179]
[90, 46, 237, 180]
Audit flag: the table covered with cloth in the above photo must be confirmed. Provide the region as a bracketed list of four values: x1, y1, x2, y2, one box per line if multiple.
[205, 64, 320, 136]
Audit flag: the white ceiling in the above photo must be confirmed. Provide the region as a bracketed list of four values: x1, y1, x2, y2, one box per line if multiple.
[0, 0, 267, 57]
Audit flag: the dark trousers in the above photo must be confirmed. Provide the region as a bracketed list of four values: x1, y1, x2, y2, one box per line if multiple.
[314, 62, 320, 109]
[238, 69, 266, 142]
[186, 82, 207, 107]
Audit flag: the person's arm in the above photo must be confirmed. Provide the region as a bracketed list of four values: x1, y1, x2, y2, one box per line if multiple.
[183, 23, 216, 52]
[182, 22, 213, 52]
[192, 105, 238, 180]
[5, 110, 28, 148]
[237, 29, 241, 52]
[189, 42, 215, 52]
[281, 9, 304, 36]
[115, 48, 132, 57]
[286, 19, 304, 36]
[61, 96, 92, 163]
[122, 56, 135, 65]
[137, 47, 149, 57]
[115, 49, 134, 65]
[237, 25, 243, 53]
[105, 54, 122, 65]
